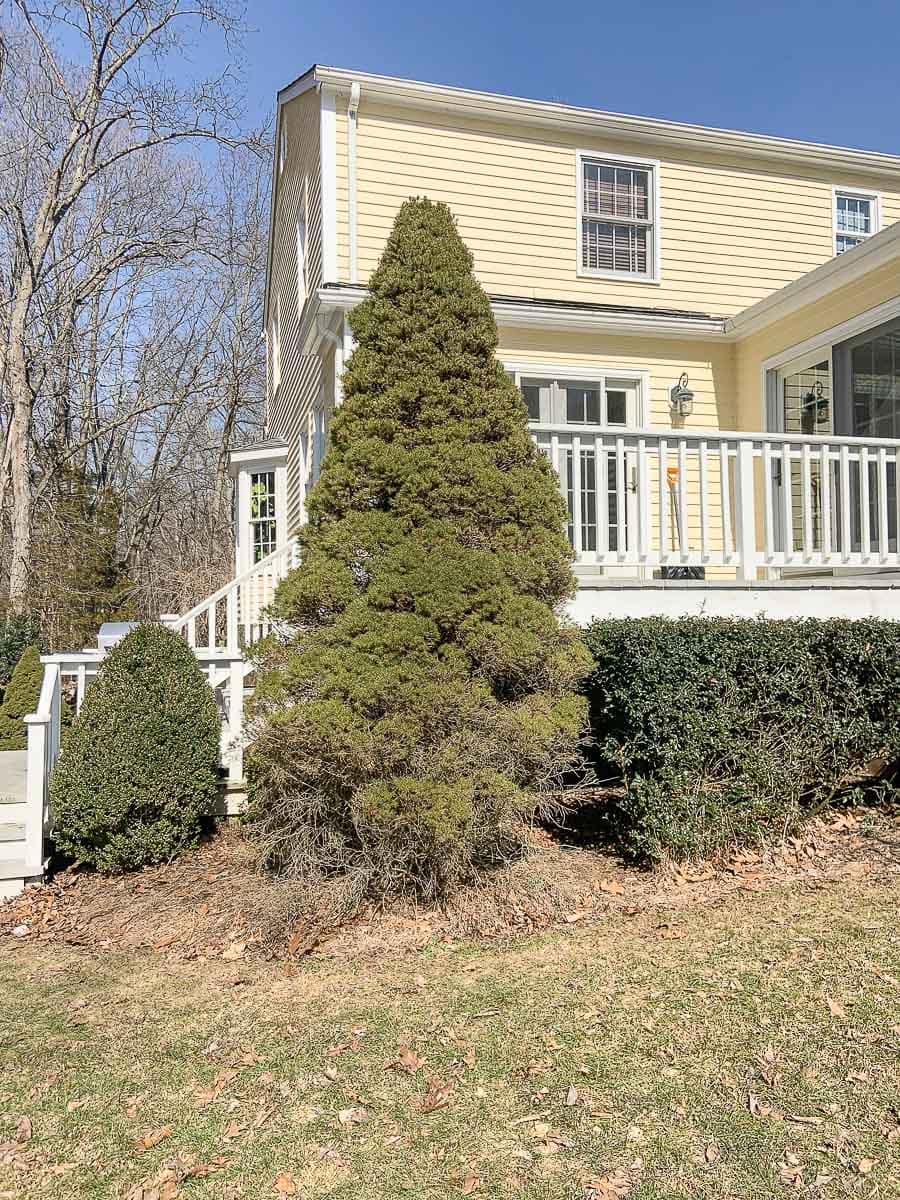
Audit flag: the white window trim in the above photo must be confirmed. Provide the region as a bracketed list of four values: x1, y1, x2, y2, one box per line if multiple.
[270, 294, 282, 396]
[503, 360, 649, 428]
[296, 209, 307, 313]
[279, 124, 286, 175]
[576, 150, 662, 285]
[229, 447, 288, 576]
[832, 185, 880, 256]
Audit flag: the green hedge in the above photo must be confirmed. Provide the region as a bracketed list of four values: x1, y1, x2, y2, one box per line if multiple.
[0, 614, 41, 694]
[582, 617, 900, 863]
[51, 623, 221, 872]
[0, 644, 43, 751]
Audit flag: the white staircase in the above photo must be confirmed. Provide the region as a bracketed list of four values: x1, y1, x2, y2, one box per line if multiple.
[166, 538, 300, 651]
[0, 786, 36, 900]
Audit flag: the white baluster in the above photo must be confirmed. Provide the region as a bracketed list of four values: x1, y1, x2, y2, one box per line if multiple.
[615, 435, 626, 560]
[595, 435, 609, 559]
[839, 444, 852, 562]
[877, 447, 889, 562]
[781, 442, 794, 562]
[637, 437, 649, 560]
[719, 441, 733, 560]
[698, 439, 709, 562]
[801, 442, 813, 559]
[677, 438, 688, 561]
[820, 445, 832, 560]
[859, 446, 871, 561]
[571, 435, 583, 560]
[658, 438, 669, 563]
[762, 441, 774, 565]
[734, 439, 757, 582]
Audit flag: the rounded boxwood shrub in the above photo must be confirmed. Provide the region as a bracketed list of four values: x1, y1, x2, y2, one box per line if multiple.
[51, 622, 221, 871]
[0, 644, 43, 751]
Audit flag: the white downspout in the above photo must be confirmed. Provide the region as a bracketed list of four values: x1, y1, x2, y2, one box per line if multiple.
[347, 81, 360, 284]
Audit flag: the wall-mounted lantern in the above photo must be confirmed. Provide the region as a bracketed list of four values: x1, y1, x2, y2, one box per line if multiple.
[669, 372, 694, 419]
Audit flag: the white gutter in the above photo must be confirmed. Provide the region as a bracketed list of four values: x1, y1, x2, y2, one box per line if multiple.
[725, 218, 900, 340]
[347, 82, 361, 284]
[312, 285, 727, 343]
[309, 65, 900, 180]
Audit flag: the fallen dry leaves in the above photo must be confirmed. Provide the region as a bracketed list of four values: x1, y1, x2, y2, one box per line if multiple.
[134, 1126, 173, 1152]
[386, 1044, 425, 1074]
[421, 1076, 455, 1114]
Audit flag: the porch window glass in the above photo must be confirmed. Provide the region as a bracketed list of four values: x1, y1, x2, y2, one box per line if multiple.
[518, 374, 641, 557]
[834, 191, 876, 254]
[565, 384, 602, 424]
[250, 471, 277, 563]
[581, 157, 655, 277]
[781, 361, 832, 436]
[850, 329, 900, 439]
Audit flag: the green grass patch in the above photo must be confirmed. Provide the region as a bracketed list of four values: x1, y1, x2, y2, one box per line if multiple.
[0, 880, 898, 1197]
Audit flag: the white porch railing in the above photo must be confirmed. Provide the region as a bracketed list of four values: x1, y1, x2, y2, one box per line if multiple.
[531, 425, 900, 578]
[167, 537, 300, 651]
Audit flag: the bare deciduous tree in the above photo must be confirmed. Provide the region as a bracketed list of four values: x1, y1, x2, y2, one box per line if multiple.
[0, 0, 258, 612]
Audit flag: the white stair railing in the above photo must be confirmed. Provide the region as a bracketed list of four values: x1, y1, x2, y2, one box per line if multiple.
[22, 662, 63, 880]
[531, 425, 900, 578]
[167, 537, 300, 650]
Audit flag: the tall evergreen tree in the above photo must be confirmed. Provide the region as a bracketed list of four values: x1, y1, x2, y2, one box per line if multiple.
[249, 199, 590, 900]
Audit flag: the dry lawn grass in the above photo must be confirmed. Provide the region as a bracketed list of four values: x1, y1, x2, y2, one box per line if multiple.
[0, 811, 898, 1197]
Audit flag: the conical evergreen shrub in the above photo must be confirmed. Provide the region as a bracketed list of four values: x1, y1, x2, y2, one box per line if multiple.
[249, 198, 591, 900]
[51, 623, 220, 871]
[0, 644, 43, 751]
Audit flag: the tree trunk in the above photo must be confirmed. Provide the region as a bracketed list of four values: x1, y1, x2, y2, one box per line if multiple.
[7, 291, 34, 612]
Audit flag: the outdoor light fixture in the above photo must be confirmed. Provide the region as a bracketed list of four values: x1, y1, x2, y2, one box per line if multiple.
[669, 372, 694, 419]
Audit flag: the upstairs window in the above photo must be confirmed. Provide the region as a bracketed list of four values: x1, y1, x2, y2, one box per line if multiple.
[579, 154, 658, 280]
[250, 471, 277, 562]
[834, 190, 878, 254]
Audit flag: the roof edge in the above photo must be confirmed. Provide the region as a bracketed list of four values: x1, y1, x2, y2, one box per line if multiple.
[306, 65, 900, 178]
[727, 220, 900, 339]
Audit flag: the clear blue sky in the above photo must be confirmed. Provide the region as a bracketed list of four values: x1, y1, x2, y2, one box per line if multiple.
[221, 0, 900, 154]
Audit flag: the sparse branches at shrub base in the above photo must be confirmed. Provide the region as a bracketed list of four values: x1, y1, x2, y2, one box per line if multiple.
[50, 623, 221, 871]
[248, 199, 590, 901]
[582, 616, 900, 863]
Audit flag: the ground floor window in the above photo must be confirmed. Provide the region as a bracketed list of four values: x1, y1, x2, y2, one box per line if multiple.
[250, 471, 277, 562]
[506, 366, 644, 558]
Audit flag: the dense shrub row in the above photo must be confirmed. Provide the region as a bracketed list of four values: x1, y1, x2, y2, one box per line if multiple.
[582, 617, 900, 863]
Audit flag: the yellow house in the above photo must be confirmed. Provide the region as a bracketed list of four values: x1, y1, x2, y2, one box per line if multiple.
[16, 67, 900, 894]
[235, 65, 900, 622]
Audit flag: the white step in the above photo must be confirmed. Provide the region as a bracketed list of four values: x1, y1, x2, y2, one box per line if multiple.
[0, 858, 40, 881]
[0, 822, 26, 843]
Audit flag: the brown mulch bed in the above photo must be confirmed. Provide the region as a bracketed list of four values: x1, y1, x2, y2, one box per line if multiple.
[1, 809, 899, 966]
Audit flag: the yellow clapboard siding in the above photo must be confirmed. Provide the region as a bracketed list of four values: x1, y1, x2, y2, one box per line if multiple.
[346, 96, 900, 316]
[268, 90, 325, 530]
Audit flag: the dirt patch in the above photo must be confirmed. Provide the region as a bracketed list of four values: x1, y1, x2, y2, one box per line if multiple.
[2, 809, 899, 965]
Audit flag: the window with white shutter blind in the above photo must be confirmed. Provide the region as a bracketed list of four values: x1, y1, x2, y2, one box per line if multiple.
[579, 154, 658, 280]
